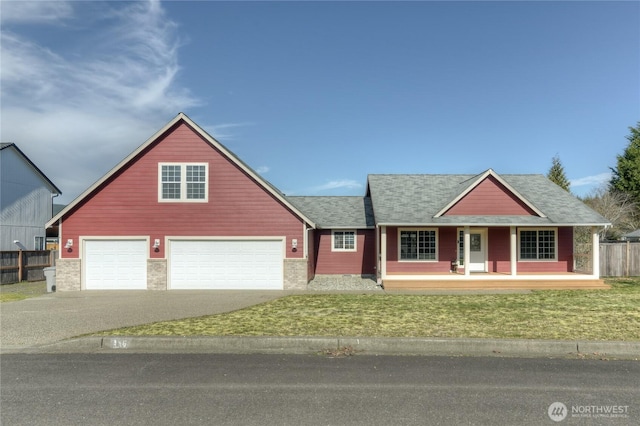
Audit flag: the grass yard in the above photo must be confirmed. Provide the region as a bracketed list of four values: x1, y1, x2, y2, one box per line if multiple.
[100, 277, 640, 341]
[0, 281, 47, 302]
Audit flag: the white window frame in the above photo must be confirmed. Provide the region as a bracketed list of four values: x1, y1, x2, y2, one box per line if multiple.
[158, 163, 208, 202]
[398, 228, 438, 262]
[332, 230, 357, 252]
[34, 236, 45, 250]
[517, 227, 558, 261]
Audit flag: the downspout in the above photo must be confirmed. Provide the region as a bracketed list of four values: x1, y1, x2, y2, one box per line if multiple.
[375, 224, 381, 285]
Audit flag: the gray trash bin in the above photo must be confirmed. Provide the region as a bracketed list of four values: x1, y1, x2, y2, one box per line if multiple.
[43, 266, 56, 292]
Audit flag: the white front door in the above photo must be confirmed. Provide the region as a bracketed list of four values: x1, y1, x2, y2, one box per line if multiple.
[468, 229, 487, 272]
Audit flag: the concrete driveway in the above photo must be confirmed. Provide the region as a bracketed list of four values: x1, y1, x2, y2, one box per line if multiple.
[0, 290, 290, 352]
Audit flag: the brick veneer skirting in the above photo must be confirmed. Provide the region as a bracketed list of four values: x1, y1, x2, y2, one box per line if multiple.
[147, 259, 167, 290]
[284, 258, 308, 290]
[55, 258, 81, 291]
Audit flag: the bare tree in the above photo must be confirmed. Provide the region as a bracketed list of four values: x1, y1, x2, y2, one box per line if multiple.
[582, 184, 639, 240]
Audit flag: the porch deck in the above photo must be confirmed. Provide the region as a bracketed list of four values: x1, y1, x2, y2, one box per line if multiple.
[382, 272, 609, 291]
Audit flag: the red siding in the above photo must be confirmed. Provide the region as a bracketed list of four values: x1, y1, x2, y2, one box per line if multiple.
[517, 227, 573, 273]
[307, 229, 316, 281]
[386, 227, 457, 274]
[313, 229, 376, 275]
[444, 176, 537, 216]
[60, 122, 305, 259]
[386, 226, 574, 274]
[488, 227, 511, 273]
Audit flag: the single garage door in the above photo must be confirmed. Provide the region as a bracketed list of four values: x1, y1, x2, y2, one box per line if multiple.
[169, 240, 283, 290]
[84, 240, 147, 290]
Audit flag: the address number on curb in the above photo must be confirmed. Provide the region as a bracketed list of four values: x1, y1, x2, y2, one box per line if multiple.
[109, 338, 130, 349]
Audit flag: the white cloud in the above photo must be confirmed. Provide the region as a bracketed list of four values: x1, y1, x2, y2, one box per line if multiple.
[570, 172, 611, 187]
[0, 0, 200, 203]
[255, 166, 270, 174]
[0, 0, 74, 24]
[207, 122, 256, 140]
[311, 180, 363, 192]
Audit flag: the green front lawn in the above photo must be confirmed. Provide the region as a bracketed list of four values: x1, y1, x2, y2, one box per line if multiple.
[0, 281, 47, 302]
[100, 277, 640, 341]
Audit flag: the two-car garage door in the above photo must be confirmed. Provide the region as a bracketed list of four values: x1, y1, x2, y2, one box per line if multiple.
[169, 240, 283, 290]
[83, 239, 284, 290]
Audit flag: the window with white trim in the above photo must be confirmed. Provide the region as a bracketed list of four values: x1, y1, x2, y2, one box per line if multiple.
[159, 163, 208, 202]
[332, 230, 356, 251]
[519, 228, 557, 260]
[399, 229, 437, 261]
[34, 236, 45, 250]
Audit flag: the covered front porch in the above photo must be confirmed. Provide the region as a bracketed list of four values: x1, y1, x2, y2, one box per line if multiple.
[378, 225, 605, 290]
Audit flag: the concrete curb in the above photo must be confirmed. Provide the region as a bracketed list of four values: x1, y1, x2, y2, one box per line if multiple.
[12, 336, 639, 359]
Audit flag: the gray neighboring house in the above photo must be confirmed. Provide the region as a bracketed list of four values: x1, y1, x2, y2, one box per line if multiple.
[0, 143, 61, 251]
[621, 230, 640, 242]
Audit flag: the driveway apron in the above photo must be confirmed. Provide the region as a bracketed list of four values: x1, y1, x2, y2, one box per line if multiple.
[0, 291, 288, 351]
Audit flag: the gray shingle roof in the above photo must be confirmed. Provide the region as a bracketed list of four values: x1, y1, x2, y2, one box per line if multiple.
[367, 173, 610, 226]
[623, 229, 640, 238]
[287, 196, 375, 229]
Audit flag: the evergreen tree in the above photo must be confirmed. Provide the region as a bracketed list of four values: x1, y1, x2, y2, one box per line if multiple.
[610, 122, 640, 205]
[547, 155, 571, 192]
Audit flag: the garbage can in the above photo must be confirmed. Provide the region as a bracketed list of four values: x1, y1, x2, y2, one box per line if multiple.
[43, 266, 56, 292]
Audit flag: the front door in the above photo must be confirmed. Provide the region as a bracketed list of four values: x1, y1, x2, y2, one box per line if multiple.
[468, 229, 487, 272]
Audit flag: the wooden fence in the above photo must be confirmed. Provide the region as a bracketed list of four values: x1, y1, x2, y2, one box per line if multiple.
[600, 242, 640, 277]
[0, 250, 56, 285]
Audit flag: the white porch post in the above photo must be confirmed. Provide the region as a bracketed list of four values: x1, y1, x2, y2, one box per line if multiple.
[510, 226, 517, 276]
[464, 226, 470, 276]
[592, 226, 600, 278]
[380, 226, 387, 280]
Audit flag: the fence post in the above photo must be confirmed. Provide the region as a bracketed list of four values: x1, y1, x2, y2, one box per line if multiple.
[18, 250, 23, 282]
[626, 240, 630, 277]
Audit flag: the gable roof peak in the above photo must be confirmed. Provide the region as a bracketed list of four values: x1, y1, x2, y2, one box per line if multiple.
[434, 168, 546, 218]
[46, 113, 315, 229]
[1, 142, 61, 195]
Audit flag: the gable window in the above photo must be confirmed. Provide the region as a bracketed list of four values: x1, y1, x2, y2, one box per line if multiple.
[159, 163, 208, 202]
[399, 229, 437, 261]
[333, 230, 356, 251]
[519, 228, 557, 260]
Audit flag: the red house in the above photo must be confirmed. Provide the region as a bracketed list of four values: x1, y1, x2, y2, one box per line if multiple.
[47, 114, 610, 291]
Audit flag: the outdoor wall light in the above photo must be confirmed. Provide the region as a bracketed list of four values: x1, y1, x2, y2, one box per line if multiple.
[64, 239, 73, 251]
[291, 238, 298, 252]
[153, 239, 161, 252]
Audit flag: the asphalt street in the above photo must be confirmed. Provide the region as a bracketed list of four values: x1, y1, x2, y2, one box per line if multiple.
[2, 353, 638, 426]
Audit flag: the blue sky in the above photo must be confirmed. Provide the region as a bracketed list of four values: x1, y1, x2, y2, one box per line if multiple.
[1, 1, 638, 204]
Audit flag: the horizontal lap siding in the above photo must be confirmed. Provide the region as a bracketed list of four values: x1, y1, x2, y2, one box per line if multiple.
[488, 227, 510, 273]
[517, 227, 573, 272]
[314, 230, 376, 275]
[386, 226, 573, 274]
[444, 176, 537, 216]
[386, 227, 456, 274]
[61, 122, 304, 259]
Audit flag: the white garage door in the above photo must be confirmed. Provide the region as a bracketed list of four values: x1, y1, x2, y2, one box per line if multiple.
[169, 240, 283, 290]
[84, 240, 147, 290]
